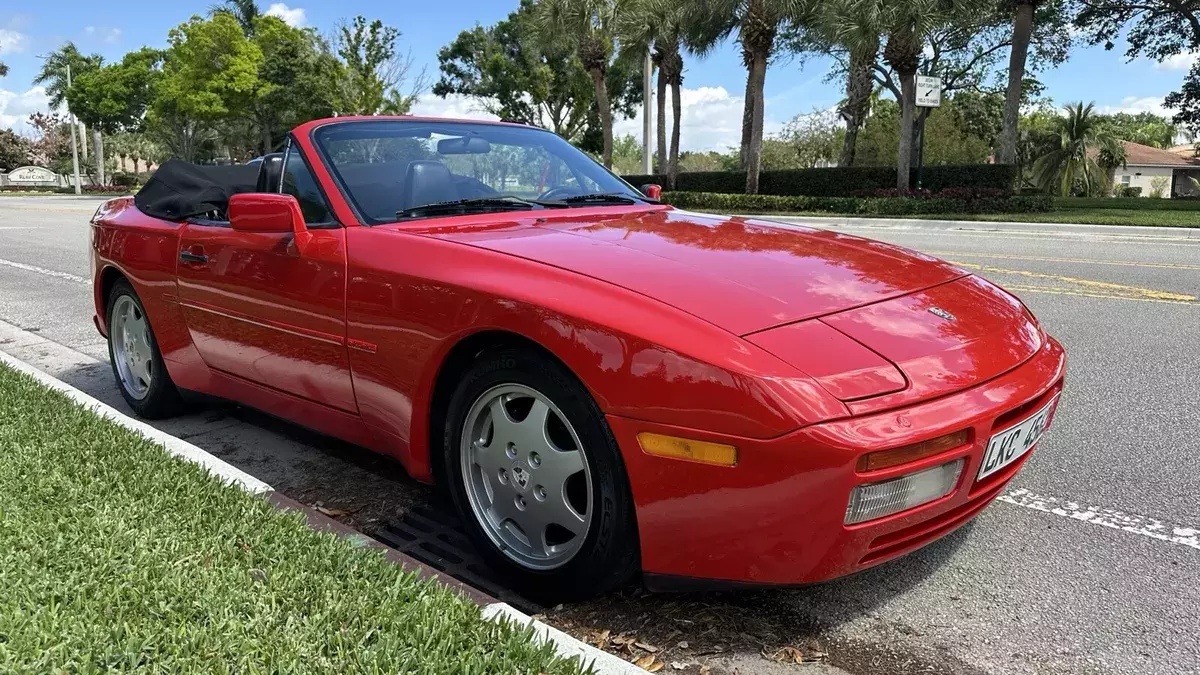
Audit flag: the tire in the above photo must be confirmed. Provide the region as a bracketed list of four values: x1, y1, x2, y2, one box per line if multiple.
[106, 279, 183, 419]
[443, 347, 640, 601]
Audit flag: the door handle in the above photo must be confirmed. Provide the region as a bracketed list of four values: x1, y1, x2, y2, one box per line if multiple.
[179, 250, 209, 264]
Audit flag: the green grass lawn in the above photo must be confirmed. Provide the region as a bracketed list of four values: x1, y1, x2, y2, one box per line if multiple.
[0, 363, 585, 674]
[759, 208, 1200, 228]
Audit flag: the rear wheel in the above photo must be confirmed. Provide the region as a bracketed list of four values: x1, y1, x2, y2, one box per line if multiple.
[107, 280, 182, 419]
[443, 347, 639, 601]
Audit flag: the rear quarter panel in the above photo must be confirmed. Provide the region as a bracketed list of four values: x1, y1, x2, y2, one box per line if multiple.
[91, 198, 201, 379]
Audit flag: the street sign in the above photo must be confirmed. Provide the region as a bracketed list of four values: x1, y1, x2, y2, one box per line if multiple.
[916, 76, 942, 108]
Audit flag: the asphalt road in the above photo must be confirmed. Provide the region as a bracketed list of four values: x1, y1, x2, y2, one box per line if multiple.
[1, 196, 1198, 675]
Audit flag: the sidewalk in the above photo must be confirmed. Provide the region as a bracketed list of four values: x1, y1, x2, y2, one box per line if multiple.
[742, 214, 1200, 239]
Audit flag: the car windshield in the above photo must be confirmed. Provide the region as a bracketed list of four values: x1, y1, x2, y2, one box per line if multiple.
[312, 120, 646, 224]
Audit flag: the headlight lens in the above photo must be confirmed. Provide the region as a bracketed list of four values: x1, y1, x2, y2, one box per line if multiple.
[844, 459, 963, 525]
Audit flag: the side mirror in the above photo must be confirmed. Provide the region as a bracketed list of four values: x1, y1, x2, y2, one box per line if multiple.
[229, 193, 313, 254]
[640, 183, 663, 200]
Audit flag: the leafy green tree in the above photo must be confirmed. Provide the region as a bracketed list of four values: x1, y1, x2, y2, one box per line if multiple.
[34, 43, 104, 164]
[763, 107, 844, 169]
[609, 133, 646, 174]
[998, 1, 1072, 164]
[855, 96, 991, 166]
[148, 13, 264, 161]
[337, 16, 423, 115]
[690, 0, 814, 193]
[0, 129, 33, 170]
[68, 48, 162, 183]
[435, 0, 598, 144]
[1097, 111, 1179, 148]
[253, 15, 344, 152]
[819, 0, 882, 166]
[536, 0, 640, 169]
[1032, 102, 1123, 197]
[211, 0, 263, 37]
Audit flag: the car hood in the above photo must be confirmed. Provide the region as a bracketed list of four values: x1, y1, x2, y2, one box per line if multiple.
[406, 207, 968, 336]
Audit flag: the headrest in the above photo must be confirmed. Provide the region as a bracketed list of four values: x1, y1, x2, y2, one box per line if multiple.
[256, 153, 285, 193]
[403, 161, 457, 209]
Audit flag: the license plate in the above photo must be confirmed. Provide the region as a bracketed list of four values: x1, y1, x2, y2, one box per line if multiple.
[977, 395, 1059, 481]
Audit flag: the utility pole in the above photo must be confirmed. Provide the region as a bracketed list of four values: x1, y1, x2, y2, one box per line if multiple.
[642, 49, 652, 174]
[66, 64, 82, 195]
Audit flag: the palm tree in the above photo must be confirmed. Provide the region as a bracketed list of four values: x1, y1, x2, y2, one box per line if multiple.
[1032, 102, 1121, 197]
[619, 0, 697, 186]
[35, 43, 105, 168]
[212, 0, 262, 37]
[998, 0, 1039, 165]
[537, 0, 635, 169]
[691, 0, 813, 194]
[823, 0, 882, 167]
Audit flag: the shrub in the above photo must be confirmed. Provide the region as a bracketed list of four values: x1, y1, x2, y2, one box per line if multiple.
[110, 172, 139, 188]
[662, 191, 1053, 216]
[1054, 196, 1200, 211]
[1122, 186, 1143, 198]
[623, 164, 1018, 197]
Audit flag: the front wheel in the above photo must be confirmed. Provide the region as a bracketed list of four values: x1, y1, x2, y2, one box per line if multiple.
[106, 279, 182, 419]
[443, 347, 639, 601]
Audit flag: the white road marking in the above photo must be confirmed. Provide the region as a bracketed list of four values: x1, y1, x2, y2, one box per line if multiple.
[0, 257, 88, 284]
[1000, 488, 1200, 550]
[0, 227, 36, 230]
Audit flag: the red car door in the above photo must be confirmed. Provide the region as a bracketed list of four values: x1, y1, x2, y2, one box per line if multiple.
[175, 149, 357, 413]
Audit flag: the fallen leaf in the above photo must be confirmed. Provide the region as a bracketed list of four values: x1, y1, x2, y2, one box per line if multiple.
[633, 655, 655, 669]
[699, 666, 711, 675]
[315, 506, 348, 517]
[635, 641, 659, 653]
[613, 635, 636, 646]
[677, 641, 689, 649]
[671, 662, 688, 670]
[647, 662, 665, 673]
[596, 629, 611, 649]
[553, 604, 564, 611]
[768, 646, 805, 664]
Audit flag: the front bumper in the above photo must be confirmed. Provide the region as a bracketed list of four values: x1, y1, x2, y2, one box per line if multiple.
[609, 336, 1066, 586]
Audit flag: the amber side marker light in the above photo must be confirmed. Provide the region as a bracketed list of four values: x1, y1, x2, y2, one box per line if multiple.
[638, 433, 738, 467]
[857, 429, 970, 473]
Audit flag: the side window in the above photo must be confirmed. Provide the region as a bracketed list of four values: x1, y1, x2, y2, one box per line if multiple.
[282, 145, 335, 224]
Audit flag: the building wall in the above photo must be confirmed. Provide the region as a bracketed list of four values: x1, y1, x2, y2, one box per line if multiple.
[1118, 165, 1179, 198]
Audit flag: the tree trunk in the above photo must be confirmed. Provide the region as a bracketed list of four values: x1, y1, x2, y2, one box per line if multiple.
[655, 68, 668, 173]
[669, 79, 682, 189]
[999, 1, 1036, 165]
[839, 46, 876, 167]
[261, 121, 273, 157]
[740, 64, 754, 168]
[589, 67, 613, 169]
[896, 71, 916, 191]
[79, 121, 88, 162]
[745, 50, 769, 194]
[93, 129, 106, 186]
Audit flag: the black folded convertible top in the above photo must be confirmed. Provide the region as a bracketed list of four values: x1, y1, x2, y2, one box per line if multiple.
[134, 159, 259, 221]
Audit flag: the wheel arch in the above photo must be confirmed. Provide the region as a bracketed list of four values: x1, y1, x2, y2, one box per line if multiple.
[426, 329, 585, 488]
[96, 265, 130, 334]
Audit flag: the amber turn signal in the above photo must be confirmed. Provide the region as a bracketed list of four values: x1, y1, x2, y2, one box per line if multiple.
[856, 429, 970, 473]
[638, 433, 738, 467]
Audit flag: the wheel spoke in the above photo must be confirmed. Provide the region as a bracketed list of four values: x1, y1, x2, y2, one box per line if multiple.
[537, 447, 585, 489]
[544, 486, 588, 535]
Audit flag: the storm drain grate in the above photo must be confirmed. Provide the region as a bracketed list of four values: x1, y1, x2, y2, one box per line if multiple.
[375, 501, 543, 613]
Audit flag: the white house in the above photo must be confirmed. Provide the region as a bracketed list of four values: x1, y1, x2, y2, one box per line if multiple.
[1115, 141, 1200, 198]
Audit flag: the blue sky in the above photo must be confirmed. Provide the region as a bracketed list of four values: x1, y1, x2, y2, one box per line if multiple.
[1, 0, 1194, 151]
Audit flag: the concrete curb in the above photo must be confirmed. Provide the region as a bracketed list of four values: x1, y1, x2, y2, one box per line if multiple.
[0, 346, 644, 675]
[737, 213, 1200, 239]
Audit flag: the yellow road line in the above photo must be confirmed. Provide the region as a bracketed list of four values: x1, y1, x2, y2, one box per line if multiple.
[953, 262, 1196, 302]
[1003, 285, 1198, 306]
[929, 251, 1200, 271]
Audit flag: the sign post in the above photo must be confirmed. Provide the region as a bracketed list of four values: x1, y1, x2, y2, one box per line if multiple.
[914, 75, 942, 191]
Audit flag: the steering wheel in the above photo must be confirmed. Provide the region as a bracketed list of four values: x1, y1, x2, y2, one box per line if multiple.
[538, 186, 583, 202]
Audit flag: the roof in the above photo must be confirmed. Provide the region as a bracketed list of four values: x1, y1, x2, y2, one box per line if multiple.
[1120, 141, 1199, 167]
[1169, 143, 1198, 160]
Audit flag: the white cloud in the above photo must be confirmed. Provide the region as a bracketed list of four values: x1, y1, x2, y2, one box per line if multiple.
[266, 3, 307, 28]
[1157, 52, 1199, 71]
[0, 86, 51, 135]
[408, 93, 501, 121]
[614, 85, 783, 153]
[1098, 96, 1179, 118]
[85, 26, 122, 44]
[0, 28, 30, 55]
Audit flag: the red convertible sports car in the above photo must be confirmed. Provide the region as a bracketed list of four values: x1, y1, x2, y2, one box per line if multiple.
[90, 116, 1065, 599]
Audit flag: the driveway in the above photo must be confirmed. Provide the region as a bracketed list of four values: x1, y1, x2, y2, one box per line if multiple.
[1, 196, 1197, 675]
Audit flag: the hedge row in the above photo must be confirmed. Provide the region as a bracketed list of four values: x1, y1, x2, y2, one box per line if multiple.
[625, 164, 1019, 197]
[662, 190, 1054, 216]
[1053, 197, 1200, 211]
[0, 185, 130, 194]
